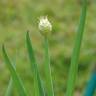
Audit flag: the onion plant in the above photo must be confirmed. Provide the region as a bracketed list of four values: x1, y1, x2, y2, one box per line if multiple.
[2, 0, 89, 96]
[66, 0, 87, 96]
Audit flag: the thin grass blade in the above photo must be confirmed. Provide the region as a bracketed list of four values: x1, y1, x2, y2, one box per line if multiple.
[2, 45, 28, 96]
[66, 0, 88, 96]
[5, 59, 16, 96]
[26, 32, 45, 96]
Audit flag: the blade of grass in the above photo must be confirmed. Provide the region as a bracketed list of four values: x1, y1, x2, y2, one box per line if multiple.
[66, 0, 88, 96]
[43, 37, 54, 96]
[26, 32, 45, 96]
[2, 45, 28, 96]
[5, 59, 16, 96]
[5, 78, 13, 96]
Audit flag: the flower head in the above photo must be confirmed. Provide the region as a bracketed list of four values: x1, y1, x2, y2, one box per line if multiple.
[39, 16, 52, 37]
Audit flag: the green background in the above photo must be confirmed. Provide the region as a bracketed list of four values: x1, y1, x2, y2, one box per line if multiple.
[0, 0, 96, 95]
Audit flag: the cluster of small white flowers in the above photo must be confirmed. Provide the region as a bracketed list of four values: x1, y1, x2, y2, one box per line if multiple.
[39, 16, 52, 32]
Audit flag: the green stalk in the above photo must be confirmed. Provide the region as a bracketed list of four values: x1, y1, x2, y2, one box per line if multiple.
[44, 37, 54, 96]
[26, 32, 45, 96]
[66, 0, 87, 96]
[2, 46, 28, 96]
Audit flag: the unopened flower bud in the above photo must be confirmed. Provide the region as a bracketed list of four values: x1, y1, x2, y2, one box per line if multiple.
[39, 16, 52, 37]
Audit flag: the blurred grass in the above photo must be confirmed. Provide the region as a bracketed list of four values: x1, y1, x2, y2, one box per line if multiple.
[0, 0, 96, 96]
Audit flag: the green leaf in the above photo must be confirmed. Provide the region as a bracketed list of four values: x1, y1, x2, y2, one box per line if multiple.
[43, 38, 54, 96]
[2, 45, 28, 96]
[5, 60, 16, 96]
[66, 0, 88, 96]
[26, 32, 45, 96]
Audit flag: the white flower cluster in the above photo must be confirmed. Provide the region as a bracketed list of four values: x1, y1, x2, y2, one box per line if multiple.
[39, 16, 52, 32]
